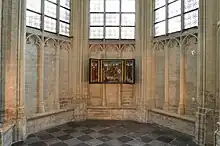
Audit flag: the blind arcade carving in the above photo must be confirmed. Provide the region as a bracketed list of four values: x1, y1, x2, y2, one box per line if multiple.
[89, 59, 135, 84]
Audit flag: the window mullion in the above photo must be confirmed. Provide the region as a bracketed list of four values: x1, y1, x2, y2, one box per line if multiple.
[57, 0, 60, 34]
[119, 0, 122, 40]
[165, 0, 168, 34]
[104, 0, 106, 40]
[41, 0, 45, 31]
[181, 0, 184, 31]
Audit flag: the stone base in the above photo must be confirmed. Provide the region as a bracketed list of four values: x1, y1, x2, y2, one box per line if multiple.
[148, 108, 195, 136]
[26, 108, 74, 135]
[0, 123, 15, 146]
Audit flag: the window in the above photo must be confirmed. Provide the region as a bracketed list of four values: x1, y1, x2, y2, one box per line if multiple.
[154, 0, 199, 37]
[89, 0, 135, 40]
[26, 0, 70, 36]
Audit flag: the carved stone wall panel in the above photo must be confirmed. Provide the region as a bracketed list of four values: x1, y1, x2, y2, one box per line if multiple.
[88, 84, 102, 106]
[25, 35, 39, 117]
[121, 84, 134, 107]
[184, 36, 198, 117]
[44, 39, 57, 112]
[155, 45, 165, 109]
[59, 45, 70, 109]
[87, 109, 111, 119]
[168, 42, 180, 113]
[106, 84, 119, 107]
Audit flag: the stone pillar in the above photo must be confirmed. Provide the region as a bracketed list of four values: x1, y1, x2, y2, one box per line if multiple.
[163, 46, 169, 111]
[17, 0, 27, 141]
[195, 0, 218, 145]
[135, 0, 153, 121]
[0, 0, 4, 126]
[178, 43, 185, 115]
[71, 0, 89, 120]
[37, 40, 45, 113]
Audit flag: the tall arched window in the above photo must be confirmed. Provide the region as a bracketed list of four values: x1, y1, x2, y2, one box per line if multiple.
[154, 0, 199, 37]
[89, 0, 136, 40]
[26, 0, 70, 36]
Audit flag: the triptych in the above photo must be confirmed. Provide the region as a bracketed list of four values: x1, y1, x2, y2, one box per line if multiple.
[89, 59, 135, 84]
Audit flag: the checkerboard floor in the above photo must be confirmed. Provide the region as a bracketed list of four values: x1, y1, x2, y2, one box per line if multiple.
[14, 120, 198, 146]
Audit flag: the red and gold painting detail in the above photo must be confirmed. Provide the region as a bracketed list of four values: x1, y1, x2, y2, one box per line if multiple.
[101, 60, 123, 83]
[89, 58, 135, 84]
[125, 59, 135, 84]
[89, 59, 100, 83]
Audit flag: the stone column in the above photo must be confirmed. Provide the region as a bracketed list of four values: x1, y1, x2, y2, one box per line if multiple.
[135, 0, 153, 121]
[178, 43, 185, 115]
[163, 46, 169, 111]
[71, 0, 89, 120]
[0, 0, 4, 126]
[195, 0, 218, 145]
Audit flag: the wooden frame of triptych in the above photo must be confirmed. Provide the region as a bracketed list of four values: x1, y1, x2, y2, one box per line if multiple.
[89, 58, 135, 84]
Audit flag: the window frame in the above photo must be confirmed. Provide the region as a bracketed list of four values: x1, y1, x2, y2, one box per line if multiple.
[89, 0, 136, 40]
[26, 0, 71, 37]
[153, 0, 199, 38]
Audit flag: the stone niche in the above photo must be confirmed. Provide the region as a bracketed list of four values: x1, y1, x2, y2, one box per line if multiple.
[88, 44, 136, 120]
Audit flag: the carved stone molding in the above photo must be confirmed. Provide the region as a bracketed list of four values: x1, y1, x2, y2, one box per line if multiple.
[89, 43, 135, 53]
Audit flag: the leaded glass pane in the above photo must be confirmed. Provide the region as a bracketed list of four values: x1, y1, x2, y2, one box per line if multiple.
[154, 21, 165, 36]
[44, 17, 56, 32]
[168, 0, 176, 3]
[59, 22, 69, 36]
[184, 0, 199, 12]
[121, 0, 135, 12]
[60, 0, 70, 8]
[48, 0, 57, 3]
[26, 0, 41, 12]
[155, 7, 166, 23]
[44, 1, 57, 18]
[90, 0, 104, 12]
[155, 0, 166, 9]
[105, 0, 120, 12]
[184, 10, 198, 29]
[121, 27, 135, 39]
[90, 14, 104, 26]
[168, 0, 181, 18]
[168, 16, 181, 33]
[106, 14, 120, 26]
[121, 14, 135, 26]
[90, 27, 104, 39]
[26, 11, 41, 28]
[105, 27, 119, 39]
[60, 7, 70, 22]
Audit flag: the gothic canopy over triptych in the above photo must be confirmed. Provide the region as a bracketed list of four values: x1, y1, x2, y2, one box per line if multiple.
[89, 59, 135, 84]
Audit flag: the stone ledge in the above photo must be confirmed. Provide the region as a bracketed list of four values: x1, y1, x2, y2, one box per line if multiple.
[27, 108, 74, 121]
[87, 106, 136, 110]
[149, 108, 195, 123]
[0, 122, 15, 134]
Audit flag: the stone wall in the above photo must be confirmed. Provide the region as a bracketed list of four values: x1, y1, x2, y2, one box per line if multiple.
[153, 34, 198, 118]
[87, 43, 137, 120]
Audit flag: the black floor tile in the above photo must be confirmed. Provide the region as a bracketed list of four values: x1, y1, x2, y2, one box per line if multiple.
[77, 135, 93, 141]
[50, 142, 68, 146]
[117, 136, 133, 143]
[57, 135, 73, 141]
[156, 136, 173, 143]
[141, 135, 153, 143]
